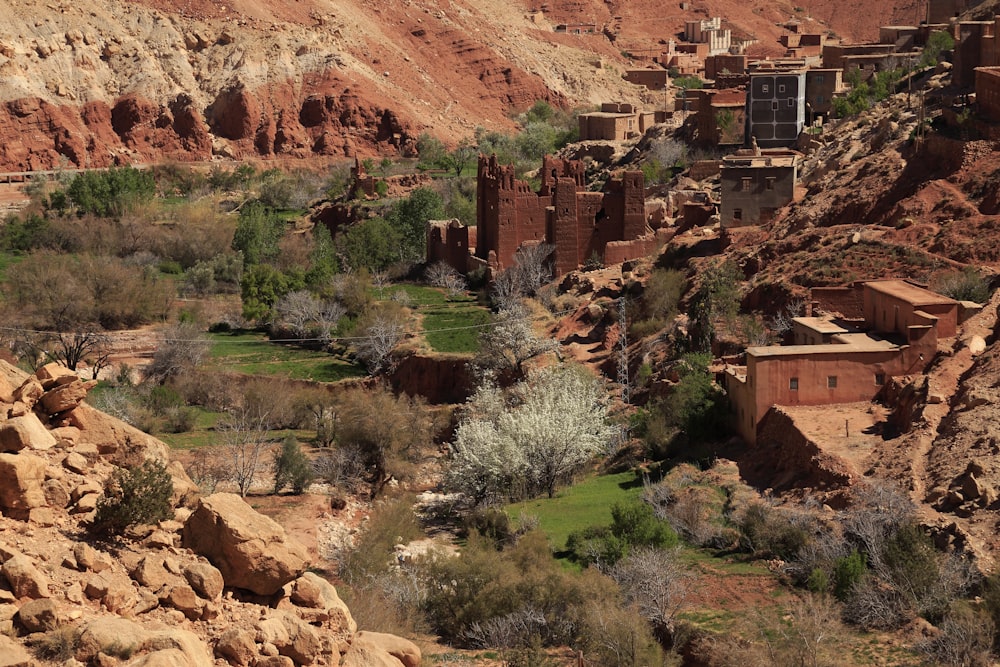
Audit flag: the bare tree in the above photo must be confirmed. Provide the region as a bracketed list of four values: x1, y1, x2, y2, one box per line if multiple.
[490, 244, 554, 309]
[355, 312, 405, 374]
[610, 547, 691, 642]
[12, 328, 111, 378]
[218, 407, 272, 497]
[146, 323, 210, 384]
[466, 606, 547, 667]
[273, 290, 346, 343]
[425, 261, 467, 298]
[474, 303, 558, 378]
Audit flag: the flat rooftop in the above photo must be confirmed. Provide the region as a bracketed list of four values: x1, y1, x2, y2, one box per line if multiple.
[793, 316, 849, 335]
[865, 280, 958, 307]
[748, 334, 897, 358]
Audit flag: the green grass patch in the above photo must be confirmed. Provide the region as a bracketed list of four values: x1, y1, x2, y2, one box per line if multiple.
[0, 252, 25, 283]
[158, 426, 314, 451]
[422, 306, 491, 353]
[206, 331, 364, 382]
[507, 471, 646, 551]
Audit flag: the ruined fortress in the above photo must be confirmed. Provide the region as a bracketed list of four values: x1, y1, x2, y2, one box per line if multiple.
[427, 154, 665, 277]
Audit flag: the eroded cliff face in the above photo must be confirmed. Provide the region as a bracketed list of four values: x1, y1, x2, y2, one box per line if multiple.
[0, 0, 916, 171]
[0, 0, 628, 170]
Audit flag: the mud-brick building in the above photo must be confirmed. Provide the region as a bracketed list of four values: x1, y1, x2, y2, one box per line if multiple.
[426, 154, 663, 277]
[578, 103, 656, 141]
[719, 149, 800, 227]
[725, 280, 974, 444]
[976, 66, 1000, 121]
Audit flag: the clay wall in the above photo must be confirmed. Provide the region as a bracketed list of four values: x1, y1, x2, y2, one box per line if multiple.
[426, 219, 477, 273]
[822, 44, 897, 70]
[474, 154, 654, 276]
[739, 346, 905, 443]
[720, 161, 797, 227]
[976, 67, 1000, 121]
[954, 21, 995, 88]
[811, 286, 865, 318]
[706, 54, 749, 80]
[862, 284, 958, 338]
[624, 69, 670, 91]
[806, 69, 845, 117]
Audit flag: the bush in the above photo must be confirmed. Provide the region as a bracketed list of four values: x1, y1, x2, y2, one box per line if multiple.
[67, 167, 155, 217]
[89, 460, 174, 537]
[833, 549, 866, 601]
[273, 435, 314, 494]
[566, 500, 677, 568]
[933, 267, 990, 304]
[738, 503, 810, 560]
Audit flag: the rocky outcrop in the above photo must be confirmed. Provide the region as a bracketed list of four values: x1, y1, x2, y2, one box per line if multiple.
[0, 361, 419, 667]
[181, 493, 309, 596]
[354, 631, 422, 667]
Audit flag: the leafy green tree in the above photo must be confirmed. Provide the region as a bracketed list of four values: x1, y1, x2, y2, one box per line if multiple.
[89, 460, 174, 537]
[273, 434, 314, 494]
[387, 187, 445, 263]
[241, 263, 298, 322]
[416, 133, 448, 169]
[834, 549, 867, 601]
[339, 218, 402, 272]
[0, 213, 50, 253]
[442, 139, 477, 178]
[920, 30, 954, 67]
[305, 223, 339, 288]
[232, 201, 285, 267]
[67, 167, 155, 217]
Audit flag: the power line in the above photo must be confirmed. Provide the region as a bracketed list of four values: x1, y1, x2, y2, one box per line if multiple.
[0, 305, 582, 347]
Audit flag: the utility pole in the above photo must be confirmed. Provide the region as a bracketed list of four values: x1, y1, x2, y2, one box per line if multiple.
[618, 296, 629, 405]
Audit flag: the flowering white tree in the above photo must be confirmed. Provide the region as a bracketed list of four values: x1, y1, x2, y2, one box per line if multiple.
[448, 364, 613, 503]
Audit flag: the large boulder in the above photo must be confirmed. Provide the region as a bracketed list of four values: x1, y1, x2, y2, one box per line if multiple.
[181, 494, 309, 596]
[255, 611, 321, 665]
[1, 554, 50, 599]
[76, 617, 148, 662]
[62, 402, 169, 466]
[16, 597, 60, 632]
[0, 634, 32, 667]
[354, 632, 421, 667]
[289, 572, 356, 634]
[184, 561, 224, 601]
[39, 378, 97, 414]
[339, 643, 405, 667]
[0, 414, 57, 452]
[0, 453, 47, 516]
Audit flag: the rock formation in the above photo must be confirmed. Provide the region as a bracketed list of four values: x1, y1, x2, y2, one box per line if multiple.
[0, 359, 420, 667]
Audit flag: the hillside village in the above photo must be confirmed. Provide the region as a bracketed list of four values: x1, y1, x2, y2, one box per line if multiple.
[7, 0, 1000, 666]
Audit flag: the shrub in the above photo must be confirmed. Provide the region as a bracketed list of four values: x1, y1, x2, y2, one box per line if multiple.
[273, 434, 314, 494]
[833, 549, 866, 601]
[89, 460, 174, 537]
[738, 502, 810, 560]
[933, 267, 990, 303]
[30, 626, 79, 660]
[566, 500, 677, 568]
[67, 167, 155, 217]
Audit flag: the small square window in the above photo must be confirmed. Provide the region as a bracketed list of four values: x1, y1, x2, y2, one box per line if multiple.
[778, 84, 786, 93]
[875, 373, 886, 386]
[788, 98, 795, 108]
[765, 177, 776, 191]
[816, 75, 825, 83]
[789, 377, 799, 391]
[733, 208, 743, 220]
[828, 376, 838, 389]
[741, 177, 753, 192]
[772, 101, 779, 111]
[762, 84, 770, 93]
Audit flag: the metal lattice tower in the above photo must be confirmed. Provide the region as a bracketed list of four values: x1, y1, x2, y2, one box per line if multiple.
[618, 296, 629, 405]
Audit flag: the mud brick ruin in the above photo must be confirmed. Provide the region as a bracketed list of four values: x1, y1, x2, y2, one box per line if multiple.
[427, 154, 665, 277]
